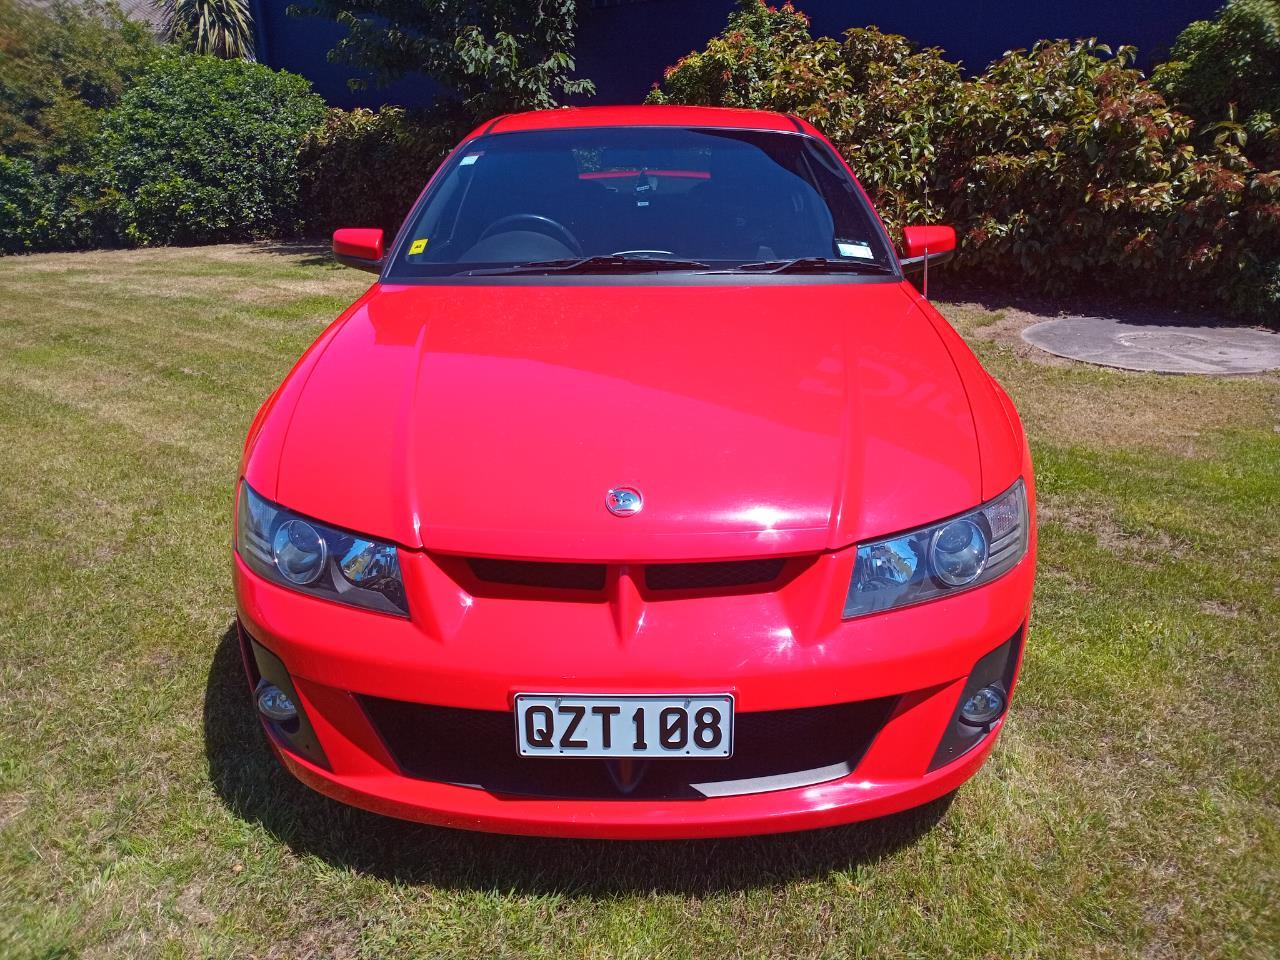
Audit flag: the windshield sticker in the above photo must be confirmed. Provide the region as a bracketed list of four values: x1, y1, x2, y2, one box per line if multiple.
[837, 241, 874, 259]
[459, 154, 480, 165]
[408, 238, 428, 255]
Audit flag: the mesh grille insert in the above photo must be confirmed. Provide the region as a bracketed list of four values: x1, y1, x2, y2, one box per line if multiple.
[467, 558, 607, 591]
[645, 558, 787, 591]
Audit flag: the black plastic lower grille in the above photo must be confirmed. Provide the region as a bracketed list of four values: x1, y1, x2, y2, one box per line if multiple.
[360, 696, 897, 799]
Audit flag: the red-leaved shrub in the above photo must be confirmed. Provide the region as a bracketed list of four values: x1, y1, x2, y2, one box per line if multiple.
[649, 1, 1280, 321]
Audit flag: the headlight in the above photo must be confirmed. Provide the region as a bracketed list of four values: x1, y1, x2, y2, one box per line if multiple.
[273, 519, 328, 585]
[236, 480, 409, 616]
[843, 479, 1028, 618]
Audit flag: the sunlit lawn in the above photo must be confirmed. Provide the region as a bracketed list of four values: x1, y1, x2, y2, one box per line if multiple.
[1, 245, 1277, 958]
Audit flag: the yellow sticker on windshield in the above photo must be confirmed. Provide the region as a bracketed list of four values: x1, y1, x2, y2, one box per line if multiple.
[408, 238, 428, 255]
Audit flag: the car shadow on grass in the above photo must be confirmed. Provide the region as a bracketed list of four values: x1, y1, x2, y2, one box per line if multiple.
[204, 623, 952, 895]
[250, 241, 334, 267]
[939, 279, 1258, 329]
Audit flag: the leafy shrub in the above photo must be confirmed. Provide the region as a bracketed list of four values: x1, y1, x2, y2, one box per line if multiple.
[648, 2, 839, 113]
[649, 8, 960, 229]
[0, 155, 104, 253]
[89, 56, 326, 246]
[945, 40, 1280, 315]
[824, 29, 962, 229]
[1153, 0, 1280, 167]
[651, 1, 1280, 322]
[0, 0, 160, 162]
[297, 107, 456, 237]
[0, 156, 45, 252]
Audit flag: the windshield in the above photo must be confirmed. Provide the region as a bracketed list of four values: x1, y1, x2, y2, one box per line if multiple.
[385, 126, 896, 278]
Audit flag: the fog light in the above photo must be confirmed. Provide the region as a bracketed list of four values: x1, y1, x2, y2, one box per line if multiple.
[256, 683, 298, 722]
[959, 685, 1005, 726]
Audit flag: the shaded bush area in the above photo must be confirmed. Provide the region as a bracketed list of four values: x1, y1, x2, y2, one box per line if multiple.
[0, 0, 328, 251]
[949, 40, 1280, 320]
[0, 156, 43, 245]
[297, 107, 457, 238]
[650, 1, 1280, 322]
[0, 0, 161, 251]
[0, 2, 453, 252]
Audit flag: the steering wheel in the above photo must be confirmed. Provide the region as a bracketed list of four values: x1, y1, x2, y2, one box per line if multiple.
[478, 214, 582, 255]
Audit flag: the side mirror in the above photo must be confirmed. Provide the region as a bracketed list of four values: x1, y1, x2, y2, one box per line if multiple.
[899, 225, 956, 270]
[332, 228, 384, 273]
[899, 225, 955, 298]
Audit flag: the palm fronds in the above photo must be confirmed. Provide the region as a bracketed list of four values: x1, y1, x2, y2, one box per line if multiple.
[161, 0, 255, 60]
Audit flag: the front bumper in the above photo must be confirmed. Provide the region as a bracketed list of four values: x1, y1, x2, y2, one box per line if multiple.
[233, 542, 1035, 839]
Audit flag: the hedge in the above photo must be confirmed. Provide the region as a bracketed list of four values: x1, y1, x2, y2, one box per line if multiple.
[0, 156, 44, 251]
[92, 56, 326, 246]
[649, 1, 1280, 322]
[296, 106, 456, 238]
[3, 0, 1278, 326]
[0, 54, 325, 252]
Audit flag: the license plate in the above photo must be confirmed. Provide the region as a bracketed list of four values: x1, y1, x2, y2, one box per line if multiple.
[514, 694, 734, 758]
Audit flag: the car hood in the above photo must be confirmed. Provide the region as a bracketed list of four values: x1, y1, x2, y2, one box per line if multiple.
[262, 281, 981, 560]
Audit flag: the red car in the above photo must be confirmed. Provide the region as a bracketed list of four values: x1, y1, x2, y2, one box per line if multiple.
[233, 106, 1035, 839]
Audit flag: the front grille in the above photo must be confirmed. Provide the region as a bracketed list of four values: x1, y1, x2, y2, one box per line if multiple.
[467, 558, 607, 591]
[360, 696, 897, 800]
[461, 556, 791, 593]
[645, 558, 787, 591]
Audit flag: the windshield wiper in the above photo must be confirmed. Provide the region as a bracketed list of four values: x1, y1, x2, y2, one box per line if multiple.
[728, 257, 892, 275]
[465, 255, 711, 276]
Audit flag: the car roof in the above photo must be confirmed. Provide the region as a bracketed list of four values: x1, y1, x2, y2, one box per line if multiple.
[478, 105, 812, 136]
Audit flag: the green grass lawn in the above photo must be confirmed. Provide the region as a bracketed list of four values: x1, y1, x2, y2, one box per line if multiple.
[1, 245, 1277, 959]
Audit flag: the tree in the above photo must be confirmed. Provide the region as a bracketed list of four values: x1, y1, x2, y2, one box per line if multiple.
[0, 0, 159, 160]
[1153, 0, 1280, 166]
[295, 0, 594, 119]
[161, 0, 256, 60]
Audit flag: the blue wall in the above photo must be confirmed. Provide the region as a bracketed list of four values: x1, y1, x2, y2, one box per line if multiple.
[253, 0, 1222, 109]
[251, 1, 431, 108]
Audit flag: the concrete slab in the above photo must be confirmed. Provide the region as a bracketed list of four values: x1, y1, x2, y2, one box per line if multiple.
[1021, 315, 1280, 374]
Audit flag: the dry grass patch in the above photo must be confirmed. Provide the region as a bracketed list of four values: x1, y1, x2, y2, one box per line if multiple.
[1035, 498, 1187, 563]
[0, 243, 369, 309]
